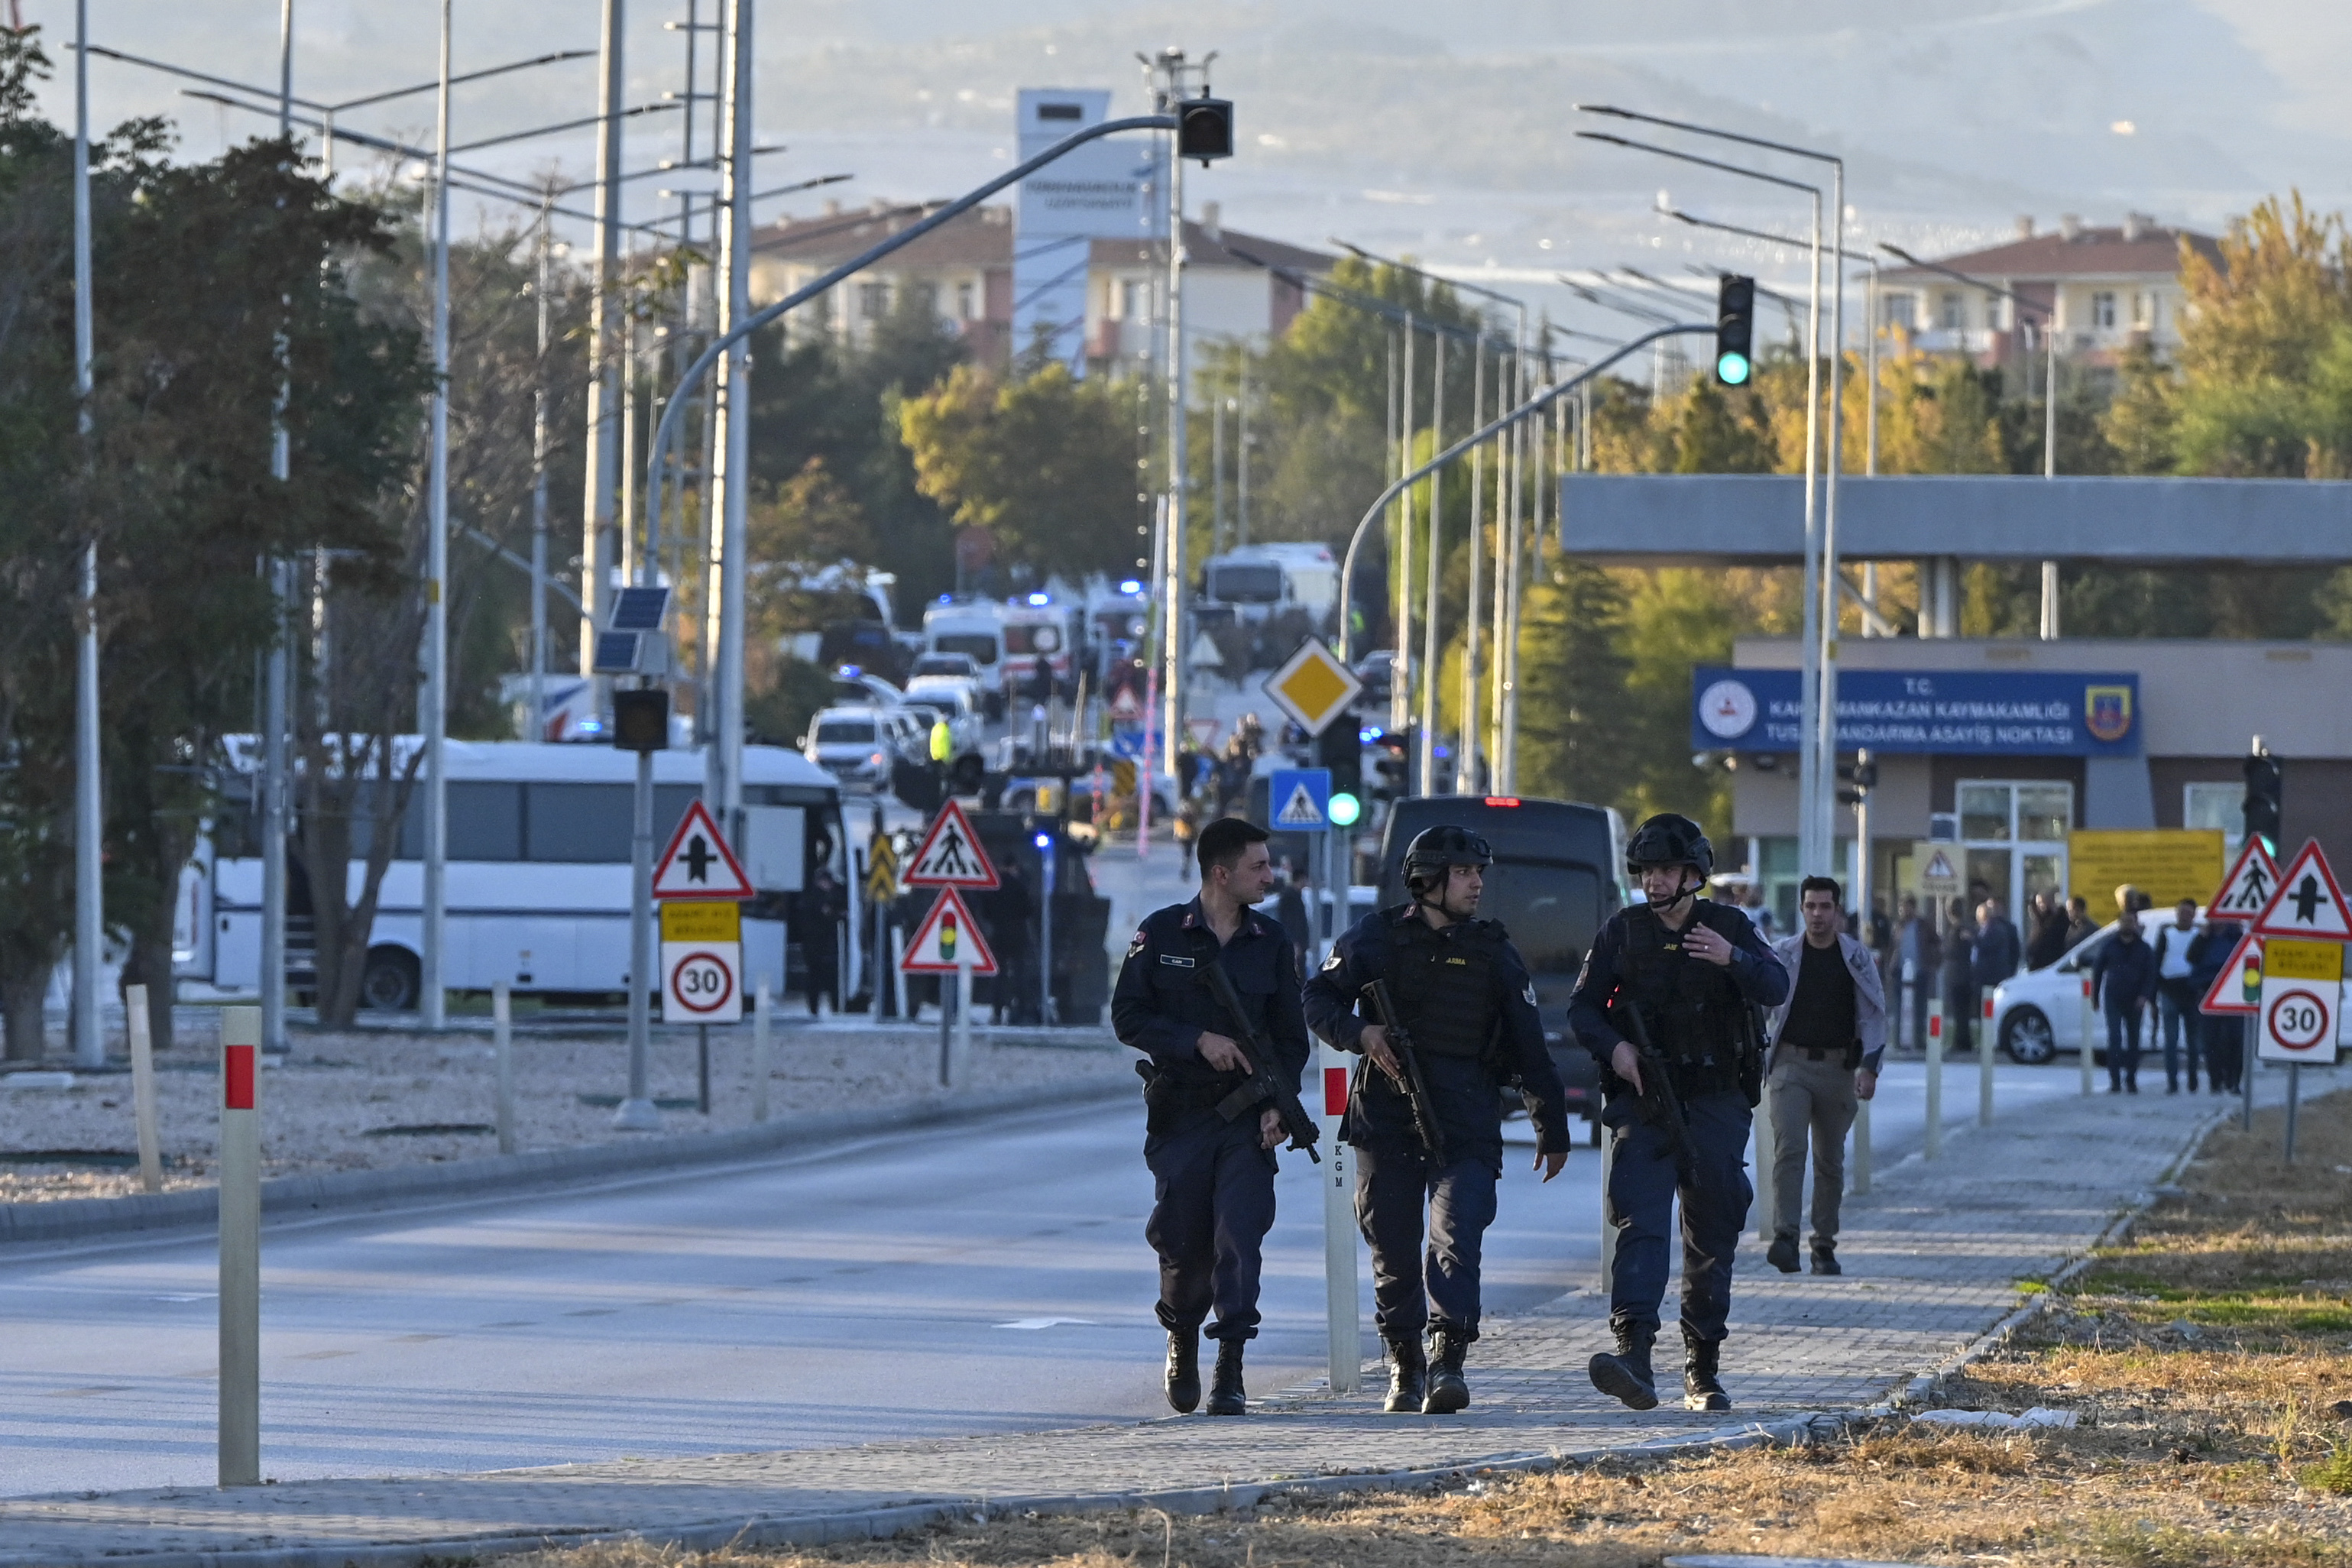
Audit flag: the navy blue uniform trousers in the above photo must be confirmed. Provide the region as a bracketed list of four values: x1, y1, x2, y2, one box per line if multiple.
[1144, 1110, 1278, 1342]
[1605, 1088, 1752, 1343]
[1355, 1144, 1499, 1340]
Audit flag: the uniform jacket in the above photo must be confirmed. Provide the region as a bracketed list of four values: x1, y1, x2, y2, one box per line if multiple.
[1111, 896, 1312, 1119]
[1566, 897, 1791, 1067]
[1302, 903, 1570, 1164]
[1764, 931, 1888, 1074]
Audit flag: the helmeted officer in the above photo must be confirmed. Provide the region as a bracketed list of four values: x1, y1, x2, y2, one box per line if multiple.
[1568, 813, 1790, 1414]
[1303, 824, 1571, 1414]
[1111, 815, 1312, 1417]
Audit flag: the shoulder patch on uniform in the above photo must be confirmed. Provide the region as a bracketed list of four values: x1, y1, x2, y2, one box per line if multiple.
[1524, 981, 1540, 1007]
[1127, 928, 1148, 956]
[1320, 951, 1344, 972]
[1159, 954, 1197, 968]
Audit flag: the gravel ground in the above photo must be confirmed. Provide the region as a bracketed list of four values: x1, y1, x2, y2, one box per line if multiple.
[0, 1016, 1130, 1204]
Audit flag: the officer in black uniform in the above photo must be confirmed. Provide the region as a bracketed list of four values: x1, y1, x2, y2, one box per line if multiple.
[1111, 815, 1312, 1417]
[1303, 825, 1572, 1414]
[1568, 813, 1790, 1414]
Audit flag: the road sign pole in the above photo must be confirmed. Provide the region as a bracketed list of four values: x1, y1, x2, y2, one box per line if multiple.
[698, 1022, 711, 1115]
[2242, 1016, 2256, 1130]
[1924, 997, 1943, 1161]
[954, 948, 974, 1085]
[617, 747, 659, 1130]
[2284, 1061, 2301, 1164]
[219, 1005, 261, 1488]
[494, 980, 516, 1155]
[127, 983, 162, 1194]
[1317, 1040, 1359, 1395]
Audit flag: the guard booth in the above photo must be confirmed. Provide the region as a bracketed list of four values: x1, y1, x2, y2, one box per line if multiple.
[890, 811, 1111, 1026]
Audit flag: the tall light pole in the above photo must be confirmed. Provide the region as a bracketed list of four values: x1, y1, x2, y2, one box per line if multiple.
[1143, 49, 1207, 781]
[259, 0, 293, 1056]
[70, 0, 102, 1069]
[702, 0, 753, 837]
[1577, 121, 1829, 871]
[419, 0, 452, 1029]
[1881, 243, 2062, 638]
[580, 0, 627, 687]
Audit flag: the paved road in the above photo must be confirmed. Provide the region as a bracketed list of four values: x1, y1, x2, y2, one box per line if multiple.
[2, 1002, 2118, 1501]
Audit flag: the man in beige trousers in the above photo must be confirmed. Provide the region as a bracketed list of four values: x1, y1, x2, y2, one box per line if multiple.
[1762, 875, 1887, 1276]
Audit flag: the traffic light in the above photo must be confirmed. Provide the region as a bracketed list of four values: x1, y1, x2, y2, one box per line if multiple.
[1715, 274, 1755, 386]
[611, 688, 669, 754]
[1178, 96, 1234, 165]
[2243, 747, 2282, 850]
[1317, 718, 1361, 801]
[1368, 727, 1411, 800]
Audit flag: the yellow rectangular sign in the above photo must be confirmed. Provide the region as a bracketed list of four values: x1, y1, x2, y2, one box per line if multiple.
[2067, 830, 2227, 915]
[2265, 938, 2344, 983]
[660, 900, 742, 943]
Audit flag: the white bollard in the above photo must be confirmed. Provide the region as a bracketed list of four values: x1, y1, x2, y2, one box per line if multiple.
[1851, 1093, 1871, 1196]
[1753, 1064, 1777, 1242]
[1599, 1116, 1619, 1294]
[890, 923, 909, 1022]
[126, 983, 162, 1194]
[1979, 990, 1997, 1129]
[1924, 997, 1944, 1161]
[951, 949, 974, 1087]
[2081, 974, 2097, 1095]
[1317, 1042, 1359, 1395]
[753, 977, 773, 1124]
[493, 981, 516, 1155]
[219, 1006, 261, 1487]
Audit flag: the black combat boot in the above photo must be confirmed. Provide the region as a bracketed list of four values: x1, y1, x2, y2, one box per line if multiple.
[1683, 1330, 1731, 1412]
[1588, 1322, 1659, 1411]
[1424, 1325, 1470, 1414]
[1767, 1232, 1802, 1273]
[1164, 1328, 1200, 1414]
[1810, 1239, 1842, 1276]
[1204, 1336, 1248, 1416]
[1381, 1333, 1427, 1414]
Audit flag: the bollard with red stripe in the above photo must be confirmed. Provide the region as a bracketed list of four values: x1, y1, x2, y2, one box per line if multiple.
[219, 1005, 261, 1486]
[1317, 1039, 1360, 1395]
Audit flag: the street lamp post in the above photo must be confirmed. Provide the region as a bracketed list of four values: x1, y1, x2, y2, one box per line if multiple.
[1579, 105, 1849, 876]
[420, 0, 452, 1030]
[1880, 244, 2062, 639]
[71, 0, 102, 1069]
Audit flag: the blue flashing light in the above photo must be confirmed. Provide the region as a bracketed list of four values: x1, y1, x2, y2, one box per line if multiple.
[1118, 579, 1143, 594]
[1434, 744, 1451, 759]
[837, 664, 862, 679]
[1359, 725, 1382, 745]
[578, 718, 605, 735]
[1032, 832, 1053, 850]
[938, 593, 953, 604]
[1027, 591, 1050, 606]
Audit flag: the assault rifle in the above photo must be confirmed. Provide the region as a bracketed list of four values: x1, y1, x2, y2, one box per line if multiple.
[1602, 999, 1698, 1185]
[1359, 979, 1450, 1165]
[1200, 961, 1321, 1162]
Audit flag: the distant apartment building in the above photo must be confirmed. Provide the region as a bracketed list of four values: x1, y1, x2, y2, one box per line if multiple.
[746, 198, 1331, 373]
[1878, 213, 2223, 383]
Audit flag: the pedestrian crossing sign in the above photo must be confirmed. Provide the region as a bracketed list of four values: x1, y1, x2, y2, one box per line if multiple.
[903, 798, 999, 890]
[1268, 768, 1331, 832]
[2249, 839, 2352, 943]
[2208, 836, 2280, 922]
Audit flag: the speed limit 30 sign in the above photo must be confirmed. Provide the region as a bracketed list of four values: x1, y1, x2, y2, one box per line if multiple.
[2258, 938, 2341, 1065]
[661, 901, 743, 1024]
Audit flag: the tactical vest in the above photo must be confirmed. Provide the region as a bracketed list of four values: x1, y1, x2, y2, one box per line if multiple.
[1388, 915, 1503, 1059]
[1617, 901, 1754, 1094]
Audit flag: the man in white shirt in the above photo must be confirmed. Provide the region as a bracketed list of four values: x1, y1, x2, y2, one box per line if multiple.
[2150, 898, 2201, 1093]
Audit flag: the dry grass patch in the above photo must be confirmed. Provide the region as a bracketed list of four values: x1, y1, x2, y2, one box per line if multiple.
[500, 1092, 2352, 1567]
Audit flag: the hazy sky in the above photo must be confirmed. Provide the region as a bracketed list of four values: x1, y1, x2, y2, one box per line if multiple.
[28, 1, 2347, 338]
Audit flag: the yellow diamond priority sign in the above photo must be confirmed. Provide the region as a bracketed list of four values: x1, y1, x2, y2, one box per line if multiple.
[1262, 636, 1362, 737]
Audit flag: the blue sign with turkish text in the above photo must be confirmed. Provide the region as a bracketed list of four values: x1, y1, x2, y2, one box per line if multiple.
[1690, 667, 2141, 756]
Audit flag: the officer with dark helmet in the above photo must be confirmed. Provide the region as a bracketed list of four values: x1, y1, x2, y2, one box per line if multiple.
[1303, 824, 1571, 1414]
[1112, 815, 1312, 1417]
[1568, 812, 1790, 1414]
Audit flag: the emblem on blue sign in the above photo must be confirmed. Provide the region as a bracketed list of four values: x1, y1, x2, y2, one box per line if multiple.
[2085, 685, 2133, 743]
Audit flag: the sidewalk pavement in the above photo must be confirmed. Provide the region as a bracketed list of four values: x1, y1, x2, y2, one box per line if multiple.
[0, 1080, 2245, 1567]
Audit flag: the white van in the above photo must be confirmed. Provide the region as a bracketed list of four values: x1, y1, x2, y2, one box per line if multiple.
[922, 599, 1007, 716]
[178, 740, 846, 1011]
[1199, 543, 1340, 625]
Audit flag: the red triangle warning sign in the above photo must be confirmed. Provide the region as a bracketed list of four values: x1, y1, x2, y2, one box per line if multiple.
[899, 886, 998, 975]
[2250, 839, 2352, 942]
[2208, 836, 2280, 922]
[902, 798, 998, 889]
[652, 800, 755, 901]
[2198, 928, 2262, 1016]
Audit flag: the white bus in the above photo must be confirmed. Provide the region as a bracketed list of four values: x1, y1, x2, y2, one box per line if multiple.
[177, 740, 848, 1012]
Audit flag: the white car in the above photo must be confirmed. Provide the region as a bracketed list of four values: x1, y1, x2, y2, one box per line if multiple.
[802, 706, 912, 792]
[904, 674, 986, 731]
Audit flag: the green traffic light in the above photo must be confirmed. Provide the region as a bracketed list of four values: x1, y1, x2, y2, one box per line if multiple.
[1717, 351, 1751, 386]
[1328, 792, 1362, 828]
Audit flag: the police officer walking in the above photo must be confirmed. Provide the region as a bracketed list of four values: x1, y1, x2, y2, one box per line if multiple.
[1569, 814, 1790, 1414]
[1112, 816, 1313, 1416]
[1303, 826, 1571, 1415]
